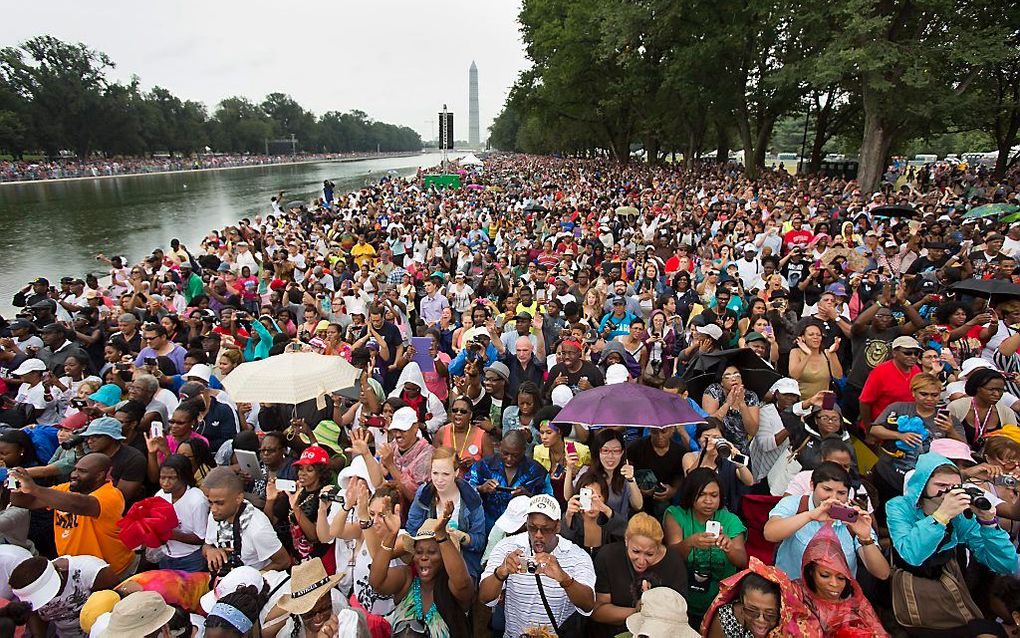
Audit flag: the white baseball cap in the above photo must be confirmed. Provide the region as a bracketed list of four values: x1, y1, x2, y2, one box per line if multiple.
[388, 406, 419, 432]
[768, 377, 801, 397]
[695, 324, 723, 341]
[12, 359, 47, 375]
[551, 385, 573, 408]
[959, 357, 995, 378]
[495, 495, 531, 533]
[184, 363, 212, 383]
[527, 494, 562, 521]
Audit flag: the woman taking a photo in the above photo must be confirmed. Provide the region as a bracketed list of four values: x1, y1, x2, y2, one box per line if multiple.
[566, 428, 642, 517]
[682, 420, 755, 512]
[589, 513, 688, 638]
[788, 324, 842, 400]
[155, 454, 209, 572]
[265, 445, 331, 564]
[370, 501, 473, 638]
[560, 473, 628, 559]
[405, 448, 487, 581]
[535, 418, 591, 502]
[664, 468, 749, 626]
[643, 309, 677, 382]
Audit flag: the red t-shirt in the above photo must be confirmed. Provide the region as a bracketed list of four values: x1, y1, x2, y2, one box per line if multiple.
[784, 229, 814, 251]
[859, 360, 920, 427]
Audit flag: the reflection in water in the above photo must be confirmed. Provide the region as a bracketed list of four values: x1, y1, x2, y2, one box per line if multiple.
[0, 153, 450, 313]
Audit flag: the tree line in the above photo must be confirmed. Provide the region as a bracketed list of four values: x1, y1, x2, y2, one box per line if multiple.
[0, 36, 423, 160]
[488, 0, 1020, 191]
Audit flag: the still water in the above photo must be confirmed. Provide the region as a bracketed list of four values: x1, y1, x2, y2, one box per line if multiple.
[0, 152, 452, 314]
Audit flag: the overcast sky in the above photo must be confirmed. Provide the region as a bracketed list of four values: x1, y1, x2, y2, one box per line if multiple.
[8, 0, 529, 141]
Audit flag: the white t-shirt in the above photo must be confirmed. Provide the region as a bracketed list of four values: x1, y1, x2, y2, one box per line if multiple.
[325, 504, 402, 615]
[37, 555, 108, 638]
[15, 381, 61, 424]
[0, 544, 32, 600]
[158, 487, 209, 558]
[482, 532, 596, 638]
[204, 504, 282, 570]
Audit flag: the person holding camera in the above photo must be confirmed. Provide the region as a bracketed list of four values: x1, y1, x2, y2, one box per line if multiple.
[886, 452, 1018, 636]
[480, 494, 596, 638]
[764, 462, 889, 582]
[681, 420, 754, 513]
[201, 467, 291, 574]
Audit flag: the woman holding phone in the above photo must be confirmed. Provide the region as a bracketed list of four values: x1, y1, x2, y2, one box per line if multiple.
[534, 413, 590, 504]
[664, 468, 749, 626]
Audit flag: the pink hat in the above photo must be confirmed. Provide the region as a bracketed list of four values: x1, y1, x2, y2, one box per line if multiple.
[929, 438, 976, 464]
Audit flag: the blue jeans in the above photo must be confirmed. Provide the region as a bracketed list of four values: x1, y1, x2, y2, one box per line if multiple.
[159, 548, 207, 573]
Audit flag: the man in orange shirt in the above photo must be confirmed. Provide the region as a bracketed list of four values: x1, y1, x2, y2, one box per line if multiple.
[10, 453, 136, 578]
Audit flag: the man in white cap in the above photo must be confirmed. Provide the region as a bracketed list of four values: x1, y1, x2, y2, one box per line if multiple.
[10, 358, 61, 424]
[9, 554, 119, 638]
[751, 377, 805, 487]
[480, 494, 596, 638]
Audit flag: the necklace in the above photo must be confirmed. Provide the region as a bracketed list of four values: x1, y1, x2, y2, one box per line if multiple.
[411, 577, 437, 623]
[971, 399, 996, 441]
[452, 423, 474, 458]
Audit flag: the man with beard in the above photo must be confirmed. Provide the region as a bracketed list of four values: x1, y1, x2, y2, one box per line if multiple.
[10, 454, 136, 578]
[201, 466, 291, 573]
[480, 494, 596, 638]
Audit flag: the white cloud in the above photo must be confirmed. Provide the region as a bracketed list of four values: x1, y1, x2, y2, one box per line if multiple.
[6, 0, 529, 141]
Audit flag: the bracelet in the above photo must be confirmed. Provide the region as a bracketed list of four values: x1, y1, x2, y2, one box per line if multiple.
[857, 536, 875, 546]
[380, 542, 394, 552]
[977, 516, 1000, 527]
[435, 536, 449, 544]
[359, 520, 372, 530]
[931, 511, 951, 526]
[561, 575, 575, 589]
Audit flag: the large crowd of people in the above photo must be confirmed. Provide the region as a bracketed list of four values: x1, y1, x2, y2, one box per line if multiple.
[1, 153, 1020, 638]
[0, 152, 413, 183]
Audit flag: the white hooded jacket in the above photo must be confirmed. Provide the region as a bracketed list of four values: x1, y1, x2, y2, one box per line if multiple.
[388, 362, 447, 435]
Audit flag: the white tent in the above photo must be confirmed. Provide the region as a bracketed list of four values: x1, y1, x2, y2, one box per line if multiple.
[460, 153, 483, 166]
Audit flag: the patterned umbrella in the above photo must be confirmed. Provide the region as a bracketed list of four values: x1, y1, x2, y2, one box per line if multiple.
[963, 203, 1019, 219]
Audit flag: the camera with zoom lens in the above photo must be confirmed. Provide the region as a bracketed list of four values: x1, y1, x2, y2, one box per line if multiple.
[319, 490, 345, 505]
[61, 436, 86, 450]
[214, 552, 244, 578]
[713, 438, 732, 457]
[993, 475, 1018, 489]
[961, 485, 993, 512]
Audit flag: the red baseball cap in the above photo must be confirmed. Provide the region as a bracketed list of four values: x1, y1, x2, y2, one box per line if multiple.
[293, 445, 330, 466]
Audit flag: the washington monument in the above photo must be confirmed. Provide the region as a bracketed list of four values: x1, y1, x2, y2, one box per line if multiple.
[469, 61, 480, 147]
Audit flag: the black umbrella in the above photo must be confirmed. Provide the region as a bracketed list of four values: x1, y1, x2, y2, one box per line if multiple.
[523, 202, 549, 213]
[870, 204, 917, 218]
[949, 278, 1020, 301]
[680, 347, 782, 401]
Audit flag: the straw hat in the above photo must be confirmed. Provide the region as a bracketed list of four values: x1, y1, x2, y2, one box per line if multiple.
[275, 557, 346, 615]
[399, 518, 467, 553]
[625, 587, 700, 638]
[98, 591, 175, 638]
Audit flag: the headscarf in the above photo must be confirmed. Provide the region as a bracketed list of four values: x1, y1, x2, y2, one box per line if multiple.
[700, 557, 820, 638]
[797, 524, 889, 637]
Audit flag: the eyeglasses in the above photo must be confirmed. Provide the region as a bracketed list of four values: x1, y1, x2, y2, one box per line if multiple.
[450, 408, 471, 414]
[898, 349, 921, 357]
[738, 601, 779, 623]
[600, 447, 624, 456]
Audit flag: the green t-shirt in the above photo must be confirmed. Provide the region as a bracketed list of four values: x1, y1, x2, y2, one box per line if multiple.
[663, 505, 746, 617]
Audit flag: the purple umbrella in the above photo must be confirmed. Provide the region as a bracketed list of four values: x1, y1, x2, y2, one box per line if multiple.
[550, 383, 707, 430]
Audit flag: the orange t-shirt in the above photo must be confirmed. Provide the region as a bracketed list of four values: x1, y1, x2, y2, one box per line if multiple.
[52, 481, 133, 574]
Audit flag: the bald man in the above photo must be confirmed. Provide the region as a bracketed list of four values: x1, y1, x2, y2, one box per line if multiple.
[500, 335, 546, 398]
[10, 453, 137, 577]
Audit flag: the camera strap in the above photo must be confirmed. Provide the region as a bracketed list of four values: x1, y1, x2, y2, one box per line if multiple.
[231, 502, 246, 558]
[534, 573, 561, 636]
